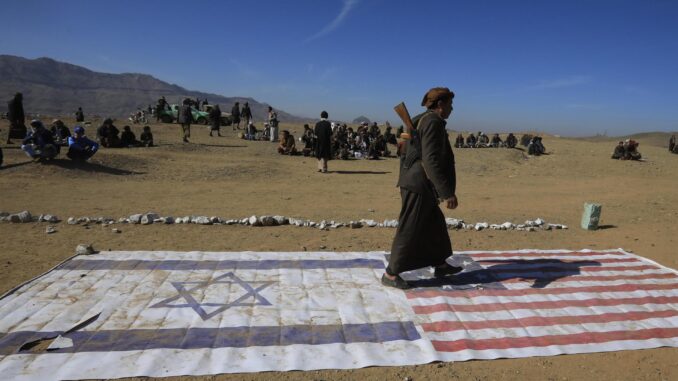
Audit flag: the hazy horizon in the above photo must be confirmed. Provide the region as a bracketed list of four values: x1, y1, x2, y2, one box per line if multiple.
[2, 0, 677, 136]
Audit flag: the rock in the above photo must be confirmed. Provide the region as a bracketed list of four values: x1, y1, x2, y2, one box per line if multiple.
[112, 228, 121, 233]
[210, 216, 221, 224]
[77, 217, 90, 224]
[301, 246, 307, 251]
[45, 226, 57, 234]
[118, 217, 128, 223]
[68, 217, 78, 225]
[319, 245, 327, 249]
[318, 222, 327, 230]
[368, 208, 375, 212]
[75, 244, 96, 256]
[164, 216, 175, 224]
[474, 222, 489, 231]
[362, 219, 377, 227]
[129, 214, 142, 224]
[534, 218, 545, 226]
[0, 211, 8, 217]
[140, 216, 153, 225]
[8, 214, 21, 223]
[260, 216, 277, 226]
[248, 215, 261, 226]
[490, 224, 501, 230]
[15, 210, 32, 223]
[350, 221, 363, 229]
[526, 227, 536, 232]
[193, 216, 212, 225]
[501, 222, 514, 230]
[273, 215, 289, 225]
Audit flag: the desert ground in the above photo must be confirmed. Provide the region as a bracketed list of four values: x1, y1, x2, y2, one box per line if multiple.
[1, 117, 677, 381]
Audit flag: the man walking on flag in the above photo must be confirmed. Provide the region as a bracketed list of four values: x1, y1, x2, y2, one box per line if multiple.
[383, 87, 463, 289]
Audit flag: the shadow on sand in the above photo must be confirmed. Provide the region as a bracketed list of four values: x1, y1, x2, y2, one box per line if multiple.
[332, 170, 391, 175]
[0, 160, 34, 170]
[408, 258, 602, 289]
[50, 159, 144, 175]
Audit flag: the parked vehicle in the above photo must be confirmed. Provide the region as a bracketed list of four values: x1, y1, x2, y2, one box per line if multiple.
[158, 104, 210, 124]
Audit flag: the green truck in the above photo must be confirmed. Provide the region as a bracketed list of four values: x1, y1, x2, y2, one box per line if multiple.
[158, 104, 210, 125]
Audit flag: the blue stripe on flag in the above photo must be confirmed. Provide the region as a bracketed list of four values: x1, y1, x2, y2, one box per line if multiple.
[0, 321, 420, 355]
[56, 258, 385, 271]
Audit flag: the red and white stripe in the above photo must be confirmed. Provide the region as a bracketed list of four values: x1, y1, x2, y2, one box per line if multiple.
[408, 249, 678, 361]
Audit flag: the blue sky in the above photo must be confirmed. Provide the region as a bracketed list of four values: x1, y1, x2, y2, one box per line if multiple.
[2, 0, 677, 135]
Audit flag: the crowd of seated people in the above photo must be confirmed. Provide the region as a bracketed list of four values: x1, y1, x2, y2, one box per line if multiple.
[454, 132, 518, 149]
[95, 118, 153, 148]
[611, 139, 642, 160]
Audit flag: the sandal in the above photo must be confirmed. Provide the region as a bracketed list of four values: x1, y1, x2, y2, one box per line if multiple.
[381, 273, 411, 290]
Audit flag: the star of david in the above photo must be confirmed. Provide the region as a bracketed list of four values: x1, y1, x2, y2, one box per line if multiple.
[150, 272, 274, 320]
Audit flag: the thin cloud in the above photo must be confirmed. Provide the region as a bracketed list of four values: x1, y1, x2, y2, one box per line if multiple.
[532, 75, 592, 89]
[304, 0, 359, 43]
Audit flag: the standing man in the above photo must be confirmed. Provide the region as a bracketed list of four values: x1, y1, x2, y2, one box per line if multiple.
[177, 98, 194, 143]
[7, 92, 26, 144]
[241, 102, 252, 129]
[383, 87, 462, 289]
[314, 110, 332, 173]
[75, 107, 85, 122]
[231, 102, 241, 130]
[268, 106, 279, 142]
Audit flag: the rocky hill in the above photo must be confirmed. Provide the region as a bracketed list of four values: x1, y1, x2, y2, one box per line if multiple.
[0, 55, 306, 122]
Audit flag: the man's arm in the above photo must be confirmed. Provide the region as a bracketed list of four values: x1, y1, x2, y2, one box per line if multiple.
[420, 117, 455, 201]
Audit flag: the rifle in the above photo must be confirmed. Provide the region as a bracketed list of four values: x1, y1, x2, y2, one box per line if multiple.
[393, 102, 415, 135]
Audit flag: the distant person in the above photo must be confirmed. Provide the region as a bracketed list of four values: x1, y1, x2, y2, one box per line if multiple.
[465, 133, 476, 148]
[231, 102, 241, 130]
[120, 125, 141, 147]
[75, 107, 85, 122]
[268, 106, 279, 142]
[67, 126, 99, 161]
[611, 141, 625, 159]
[97, 118, 120, 148]
[528, 136, 545, 156]
[50, 119, 71, 146]
[241, 102, 252, 128]
[301, 124, 315, 156]
[22, 120, 58, 161]
[6, 92, 26, 144]
[177, 98, 194, 143]
[505, 133, 517, 148]
[140, 125, 154, 147]
[384, 125, 397, 145]
[277, 130, 297, 155]
[489, 133, 503, 148]
[669, 134, 676, 152]
[623, 139, 642, 160]
[156, 96, 168, 122]
[314, 110, 332, 173]
[454, 133, 465, 148]
[209, 104, 222, 137]
[476, 132, 489, 148]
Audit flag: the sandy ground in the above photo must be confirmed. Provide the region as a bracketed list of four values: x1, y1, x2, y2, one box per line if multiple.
[1, 118, 677, 381]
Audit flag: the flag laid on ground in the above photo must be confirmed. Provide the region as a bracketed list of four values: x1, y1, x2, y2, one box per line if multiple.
[404, 249, 678, 361]
[0, 249, 677, 380]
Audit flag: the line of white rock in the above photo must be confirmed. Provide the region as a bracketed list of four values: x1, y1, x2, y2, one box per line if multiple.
[0, 210, 567, 231]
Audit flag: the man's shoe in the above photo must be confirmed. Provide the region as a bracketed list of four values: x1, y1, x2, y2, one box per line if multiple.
[381, 274, 411, 290]
[434, 264, 464, 278]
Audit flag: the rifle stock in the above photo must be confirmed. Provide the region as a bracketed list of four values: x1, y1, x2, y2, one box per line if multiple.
[393, 102, 415, 134]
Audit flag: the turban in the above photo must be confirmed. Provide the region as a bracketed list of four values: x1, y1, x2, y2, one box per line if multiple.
[421, 87, 455, 108]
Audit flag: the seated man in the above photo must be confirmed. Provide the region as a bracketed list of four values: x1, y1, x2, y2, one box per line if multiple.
[505, 133, 517, 148]
[22, 120, 58, 161]
[97, 118, 121, 148]
[67, 126, 99, 161]
[528, 136, 545, 156]
[384, 126, 397, 145]
[476, 132, 489, 148]
[50, 119, 71, 146]
[489, 133, 503, 148]
[520, 134, 533, 147]
[466, 133, 477, 148]
[454, 133, 465, 148]
[623, 139, 641, 160]
[611, 141, 625, 159]
[277, 130, 297, 155]
[301, 124, 315, 156]
[140, 125, 154, 147]
[120, 125, 141, 147]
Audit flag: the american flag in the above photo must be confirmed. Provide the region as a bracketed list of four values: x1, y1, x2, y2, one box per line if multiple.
[403, 249, 678, 361]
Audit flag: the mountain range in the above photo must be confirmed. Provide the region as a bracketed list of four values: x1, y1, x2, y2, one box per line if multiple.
[0, 55, 306, 122]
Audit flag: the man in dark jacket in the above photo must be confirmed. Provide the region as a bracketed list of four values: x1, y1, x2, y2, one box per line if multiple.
[75, 107, 85, 122]
[177, 98, 194, 143]
[383, 87, 462, 289]
[314, 111, 332, 173]
[231, 102, 241, 130]
[22, 120, 58, 161]
[241, 102, 252, 130]
[209, 104, 222, 137]
[7, 92, 26, 144]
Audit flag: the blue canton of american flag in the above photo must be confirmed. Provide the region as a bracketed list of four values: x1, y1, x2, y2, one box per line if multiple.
[403, 249, 678, 361]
